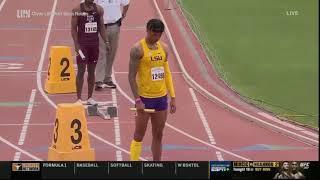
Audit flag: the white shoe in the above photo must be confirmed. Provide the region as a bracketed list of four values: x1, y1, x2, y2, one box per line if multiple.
[75, 99, 83, 104]
[87, 98, 98, 105]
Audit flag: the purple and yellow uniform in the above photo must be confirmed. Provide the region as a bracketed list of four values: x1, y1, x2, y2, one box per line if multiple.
[137, 38, 175, 111]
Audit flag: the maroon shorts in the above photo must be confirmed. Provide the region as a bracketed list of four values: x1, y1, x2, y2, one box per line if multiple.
[76, 45, 99, 64]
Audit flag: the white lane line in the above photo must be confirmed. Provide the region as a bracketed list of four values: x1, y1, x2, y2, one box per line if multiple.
[0, 27, 145, 31]
[0, 0, 7, 12]
[0, 136, 43, 161]
[114, 71, 182, 74]
[13, 88, 36, 160]
[0, 71, 182, 74]
[36, 0, 58, 109]
[0, 121, 134, 126]
[30, 0, 144, 162]
[116, 151, 122, 161]
[8, 43, 24, 47]
[165, 123, 251, 160]
[216, 151, 224, 161]
[112, 89, 122, 161]
[152, 0, 318, 146]
[258, 112, 304, 131]
[189, 88, 224, 161]
[0, 71, 47, 73]
[301, 130, 319, 138]
[189, 88, 216, 145]
[47, 93, 111, 97]
[258, 112, 318, 138]
[88, 131, 147, 161]
[32, 0, 244, 161]
[17, 89, 36, 146]
[113, 74, 251, 161]
[13, 152, 21, 161]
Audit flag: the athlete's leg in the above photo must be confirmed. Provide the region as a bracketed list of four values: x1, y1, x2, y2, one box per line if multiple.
[104, 24, 120, 83]
[134, 111, 150, 141]
[76, 62, 86, 100]
[95, 32, 107, 84]
[87, 62, 96, 99]
[130, 111, 150, 161]
[150, 110, 167, 161]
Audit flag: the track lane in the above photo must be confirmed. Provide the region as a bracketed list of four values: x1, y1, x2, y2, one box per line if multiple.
[0, 0, 317, 161]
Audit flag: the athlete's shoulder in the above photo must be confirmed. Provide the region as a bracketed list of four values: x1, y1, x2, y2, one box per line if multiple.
[130, 42, 143, 59]
[96, 4, 104, 15]
[159, 41, 168, 48]
[158, 41, 168, 50]
[133, 41, 143, 50]
[72, 4, 81, 13]
[159, 41, 169, 59]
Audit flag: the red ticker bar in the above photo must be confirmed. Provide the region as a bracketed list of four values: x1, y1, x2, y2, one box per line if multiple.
[3, 161, 319, 179]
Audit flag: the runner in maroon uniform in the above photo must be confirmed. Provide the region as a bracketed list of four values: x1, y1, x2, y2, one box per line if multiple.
[71, 0, 110, 104]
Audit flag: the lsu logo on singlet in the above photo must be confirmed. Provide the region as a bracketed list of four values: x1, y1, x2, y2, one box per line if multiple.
[151, 53, 163, 61]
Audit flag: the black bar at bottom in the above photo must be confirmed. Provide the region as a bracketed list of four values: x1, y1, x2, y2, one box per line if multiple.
[41, 162, 74, 179]
[176, 161, 209, 179]
[0, 162, 10, 180]
[3, 161, 319, 179]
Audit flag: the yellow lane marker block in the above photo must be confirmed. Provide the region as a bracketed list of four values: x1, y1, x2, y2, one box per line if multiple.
[45, 46, 76, 94]
[48, 103, 95, 161]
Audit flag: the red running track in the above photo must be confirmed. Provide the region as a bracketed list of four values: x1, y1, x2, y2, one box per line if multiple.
[0, 0, 318, 161]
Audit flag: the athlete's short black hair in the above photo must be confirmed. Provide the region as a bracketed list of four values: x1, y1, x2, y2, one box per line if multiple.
[146, 19, 165, 33]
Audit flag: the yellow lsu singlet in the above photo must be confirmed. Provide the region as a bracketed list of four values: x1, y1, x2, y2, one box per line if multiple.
[137, 38, 168, 98]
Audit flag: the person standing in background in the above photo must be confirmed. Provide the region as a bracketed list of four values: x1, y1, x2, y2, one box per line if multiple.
[95, 0, 130, 90]
[71, 0, 110, 105]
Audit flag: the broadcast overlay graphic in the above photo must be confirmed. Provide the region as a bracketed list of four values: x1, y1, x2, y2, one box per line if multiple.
[0, 161, 318, 179]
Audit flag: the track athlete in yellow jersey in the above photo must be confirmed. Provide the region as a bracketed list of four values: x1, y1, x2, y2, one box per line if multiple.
[128, 19, 176, 161]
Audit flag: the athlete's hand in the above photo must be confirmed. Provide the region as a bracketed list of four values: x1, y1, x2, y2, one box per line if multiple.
[135, 99, 145, 112]
[105, 42, 111, 52]
[170, 98, 176, 114]
[74, 43, 80, 55]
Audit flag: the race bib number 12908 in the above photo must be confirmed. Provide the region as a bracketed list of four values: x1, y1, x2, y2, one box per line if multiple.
[151, 67, 164, 81]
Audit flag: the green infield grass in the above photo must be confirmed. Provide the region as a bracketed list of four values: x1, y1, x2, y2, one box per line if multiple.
[178, 0, 318, 128]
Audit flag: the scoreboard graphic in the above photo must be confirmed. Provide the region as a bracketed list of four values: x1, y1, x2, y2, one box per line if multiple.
[0, 161, 318, 179]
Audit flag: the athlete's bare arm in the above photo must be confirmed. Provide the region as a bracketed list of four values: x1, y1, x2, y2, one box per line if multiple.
[161, 42, 176, 113]
[96, 5, 109, 44]
[128, 43, 143, 99]
[71, 6, 80, 53]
